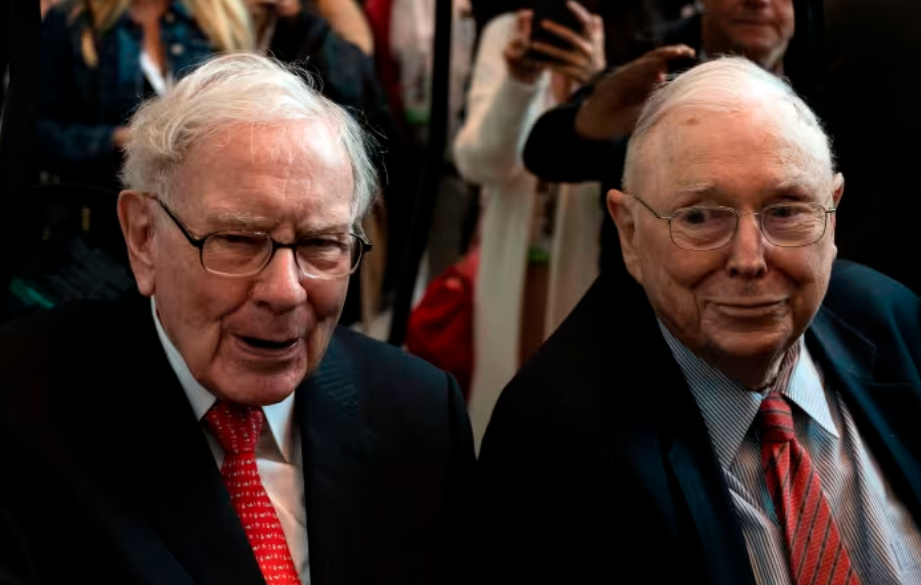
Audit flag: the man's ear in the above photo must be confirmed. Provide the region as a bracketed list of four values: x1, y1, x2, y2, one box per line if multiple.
[607, 189, 644, 285]
[828, 172, 845, 235]
[117, 190, 156, 296]
[832, 172, 845, 207]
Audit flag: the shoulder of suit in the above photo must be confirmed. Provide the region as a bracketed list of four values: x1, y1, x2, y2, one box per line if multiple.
[824, 259, 921, 337]
[0, 299, 143, 370]
[827, 259, 919, 307]
[0, 300, 113, 345]
[330, 326, 454, 387]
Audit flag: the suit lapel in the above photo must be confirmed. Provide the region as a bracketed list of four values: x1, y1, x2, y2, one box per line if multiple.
[588, 274, 757, 585]
[807, 307, 921, 521]
[664, 401, 757, 585]
[645, 320, 756, 585]
[107, 299, 265, 585]
[298, 332, 379, 585]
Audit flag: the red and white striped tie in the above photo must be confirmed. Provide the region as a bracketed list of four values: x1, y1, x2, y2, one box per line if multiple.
[759, 344, 860, 585]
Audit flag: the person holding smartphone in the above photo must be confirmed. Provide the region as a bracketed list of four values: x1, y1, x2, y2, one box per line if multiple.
[453, 0, 606, 449]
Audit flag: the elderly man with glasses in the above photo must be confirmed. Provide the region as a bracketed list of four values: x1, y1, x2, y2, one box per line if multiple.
[469, 57, 921, 585]
[0, 53, 473, 585]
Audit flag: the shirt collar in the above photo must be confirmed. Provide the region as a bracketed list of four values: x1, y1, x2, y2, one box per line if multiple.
[657, 321, 839, 469]
[150, 297, 297, 463]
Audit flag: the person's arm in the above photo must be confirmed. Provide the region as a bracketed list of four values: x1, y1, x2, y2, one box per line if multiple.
[453, 14, 546, 187]
[271, 5, 380, 109]
[522, 96, 627, 185]
[313, 0, 374, 55]
[522, 43, 695, 185]
[36, 9, 121, 168]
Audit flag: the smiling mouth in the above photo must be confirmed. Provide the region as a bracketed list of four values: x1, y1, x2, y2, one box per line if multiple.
[714, 301, 786, 318]
[723, 301, 782, 308]
[239, 336, 299, 351]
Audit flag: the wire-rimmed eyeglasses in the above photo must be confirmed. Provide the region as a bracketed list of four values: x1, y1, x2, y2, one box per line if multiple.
[630, 194, 837, 251]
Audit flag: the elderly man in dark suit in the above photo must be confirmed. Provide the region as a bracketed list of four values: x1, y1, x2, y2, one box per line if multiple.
[472, 57, 921, 584]
[0, 53, 474, 585]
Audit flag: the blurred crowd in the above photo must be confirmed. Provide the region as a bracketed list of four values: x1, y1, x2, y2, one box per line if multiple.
[5, 0, 921, 433]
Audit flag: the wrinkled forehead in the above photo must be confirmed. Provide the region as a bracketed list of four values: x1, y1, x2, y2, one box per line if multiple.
[638, 103, 833, 202]
[192, 119, 349, 171]
[172, 120, 355, 227]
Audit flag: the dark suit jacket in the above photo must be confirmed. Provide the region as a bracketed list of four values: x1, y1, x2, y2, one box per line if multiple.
[468, 260, 921, 584]
[0, 297, 475, 585]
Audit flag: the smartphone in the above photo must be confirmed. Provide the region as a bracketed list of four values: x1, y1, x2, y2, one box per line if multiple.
[529, 0, 583, 62]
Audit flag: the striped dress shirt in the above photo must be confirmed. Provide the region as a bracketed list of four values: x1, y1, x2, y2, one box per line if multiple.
[659, 323, 921, 584]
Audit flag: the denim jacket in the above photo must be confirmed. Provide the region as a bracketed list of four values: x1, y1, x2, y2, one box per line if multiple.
[38, 0, 215, 186]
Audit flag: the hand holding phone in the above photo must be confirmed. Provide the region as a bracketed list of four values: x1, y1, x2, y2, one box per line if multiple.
[529, 0, 583, 58]
[513, 1, 605, 85]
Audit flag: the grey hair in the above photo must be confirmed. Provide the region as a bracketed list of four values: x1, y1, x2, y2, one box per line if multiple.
[120, 52, 380, 223]
[622, 56, 835, 194]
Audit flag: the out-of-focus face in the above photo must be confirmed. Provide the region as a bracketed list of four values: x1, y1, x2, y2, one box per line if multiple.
[610, 104, 843, 384]
[701, 0, 795, 70]
[128, 120, 354, 406]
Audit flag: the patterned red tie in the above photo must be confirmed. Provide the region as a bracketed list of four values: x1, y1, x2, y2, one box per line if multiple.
[759, 344, 860, 585]
[205, 402, 301, 585]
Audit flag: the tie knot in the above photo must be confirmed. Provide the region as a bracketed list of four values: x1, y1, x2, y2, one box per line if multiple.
[759, 394, 795, 443]
[205, 401, 265, 455]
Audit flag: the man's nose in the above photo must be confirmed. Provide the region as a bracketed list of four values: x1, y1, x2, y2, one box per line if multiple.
[726, 214, 768, 278]
[252, 248, 308, 313]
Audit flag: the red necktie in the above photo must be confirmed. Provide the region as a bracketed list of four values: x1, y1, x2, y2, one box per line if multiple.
[205, 401, 302, 585]
[759, 344, 860, 585]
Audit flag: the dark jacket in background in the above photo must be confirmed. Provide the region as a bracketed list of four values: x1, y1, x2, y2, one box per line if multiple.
[468, 259, 921, 584]
[38, 0, 214, 192]
[819, 0, 921, 296]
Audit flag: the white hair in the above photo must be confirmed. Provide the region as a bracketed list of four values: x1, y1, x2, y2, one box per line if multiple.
[121, 52, 379, 223]
[622, 57, 835, 194]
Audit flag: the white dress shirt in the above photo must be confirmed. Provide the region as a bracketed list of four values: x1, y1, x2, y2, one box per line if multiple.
[151, 298, 310, 583]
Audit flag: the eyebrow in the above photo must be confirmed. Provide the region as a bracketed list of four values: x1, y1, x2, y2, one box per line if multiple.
[776, 176, 822, 193]
[671, 176, 821, 201]
[205, 209, 279, 231]
[673, 181, 717, 196]
[204, 213, 354, 238]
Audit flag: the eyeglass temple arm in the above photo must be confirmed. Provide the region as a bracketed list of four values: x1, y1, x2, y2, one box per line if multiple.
[156, 199, 206, 249]
[631, 194, 669, 220]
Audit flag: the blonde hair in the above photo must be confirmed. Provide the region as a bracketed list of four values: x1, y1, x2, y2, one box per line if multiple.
[121, 53, 380, 223]
[74, 0, 253, 68]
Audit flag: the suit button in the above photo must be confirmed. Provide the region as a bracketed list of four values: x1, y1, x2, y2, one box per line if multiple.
[171, 44, 184, 56]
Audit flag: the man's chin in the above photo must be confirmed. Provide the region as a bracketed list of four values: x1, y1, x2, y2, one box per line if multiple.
[706, 327, 790, 361]
[202, 366, 307, 407]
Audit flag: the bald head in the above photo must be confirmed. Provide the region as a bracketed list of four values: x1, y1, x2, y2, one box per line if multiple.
[623, 57, 835, 198]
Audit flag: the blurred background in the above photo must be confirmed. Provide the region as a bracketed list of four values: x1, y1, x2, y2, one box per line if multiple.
[1, 0, 918, 423]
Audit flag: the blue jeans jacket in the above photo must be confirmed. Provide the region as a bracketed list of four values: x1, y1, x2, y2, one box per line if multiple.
[38, 0, 215, 189]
